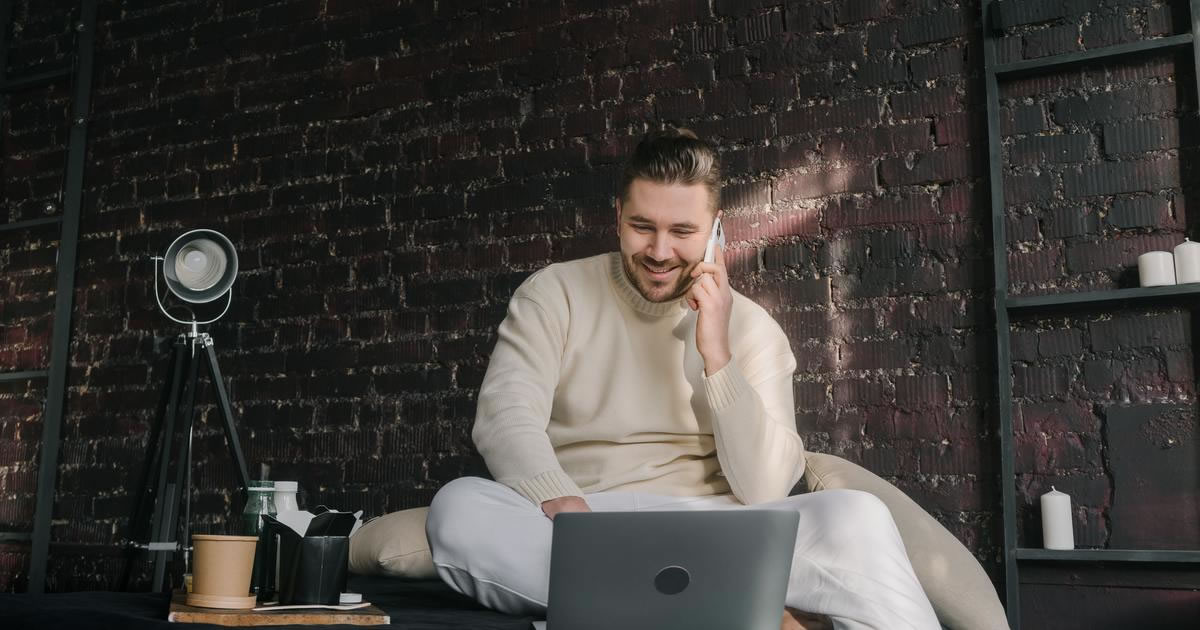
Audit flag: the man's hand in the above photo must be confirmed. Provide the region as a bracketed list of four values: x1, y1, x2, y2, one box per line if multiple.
[687, 243, 733, 376]
[540, 495, 591, 520]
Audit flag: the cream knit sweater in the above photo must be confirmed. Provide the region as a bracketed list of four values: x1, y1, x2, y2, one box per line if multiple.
[472, 252, 805, 506]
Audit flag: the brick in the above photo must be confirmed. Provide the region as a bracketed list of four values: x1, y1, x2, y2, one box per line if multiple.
[1053, 84, 1179, 125]
[835, 0, 887, 25]
[909, 47, 966, 83]
[825, 194, 938, 229]
[1009, 134, 1090, 165]
[834, 259, 945, 299]
[1004, 171, 1054, 205]
[763, 243, 813, 270]
[1106, 196, 1169, 230]
[879, 148, 974, 186]
[1147, 4, 1177, 36]
[691, 112, 774, 143]
[406, 278, 485, 307]
[824, 122, 930, 161]
[992, 0, 1085, 29]
[853, 57, 908, 88]
[720, 180, 771, 210]
[735, 9, 783, 44]
[896, 9, 973, 47]
[655, 91, 705, 121]
[895, 374, 949, 409]
[1000, 104, 1048, 136]
[1038, 329, 1083, 358]
[1042, 206, 1100, 239]
[1024, 24, 1080, 59]
[777, 311, 835, 342]
[1103, 118, 1180, 155]
[1012, 364, 1070, 398]
[774, 164, 877, 200]
[778, 96, 882, 135]
[833, 378, 890, 406]
[723, 207, 818, 240]
[1062, 159, 1179, 198]
[1088, 312, 1190, 352]
[891, 86, 960, 120]
[1081, 14, 1139, 50]
[785, 1, 835, 31]
[748, 76, 796, 107]
[1065, 233, 1178, 274]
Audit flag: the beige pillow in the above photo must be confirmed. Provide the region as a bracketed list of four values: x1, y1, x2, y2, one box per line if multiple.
[348, 506, 437, 579]
[803, 453, 1008, 630]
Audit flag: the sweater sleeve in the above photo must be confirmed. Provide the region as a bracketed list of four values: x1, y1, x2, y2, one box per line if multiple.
[702, 321, 805, 505]
[471, 286, 584, 506]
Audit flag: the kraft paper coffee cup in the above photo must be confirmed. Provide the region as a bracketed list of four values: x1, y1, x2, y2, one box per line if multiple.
[191, 534, 258, 599]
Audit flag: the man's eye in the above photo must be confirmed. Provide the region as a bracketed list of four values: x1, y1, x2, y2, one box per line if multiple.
[673, 231, 695, 236]
[632, 225, 652, 232]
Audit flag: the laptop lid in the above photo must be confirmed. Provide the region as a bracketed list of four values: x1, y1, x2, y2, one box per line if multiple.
[547, 509, 799, 630]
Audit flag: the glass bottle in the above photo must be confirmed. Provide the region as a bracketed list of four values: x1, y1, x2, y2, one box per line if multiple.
[240, 480, 276, 535]
[241, 480, 276, 598]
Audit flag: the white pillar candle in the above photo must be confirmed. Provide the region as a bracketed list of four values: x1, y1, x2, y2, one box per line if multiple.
[1040, 486, 1074, 550]
[1174, 238, 1200, 284]
[1138, 251, 1176, 287]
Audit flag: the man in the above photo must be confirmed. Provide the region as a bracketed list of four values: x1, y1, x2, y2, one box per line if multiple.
[426, 129, 939, 630]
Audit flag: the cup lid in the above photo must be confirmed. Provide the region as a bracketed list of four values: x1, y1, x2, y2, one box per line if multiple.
[273, 481, 298, 491]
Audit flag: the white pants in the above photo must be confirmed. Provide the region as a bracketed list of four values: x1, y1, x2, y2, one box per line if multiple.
[426, 477, 940, 630]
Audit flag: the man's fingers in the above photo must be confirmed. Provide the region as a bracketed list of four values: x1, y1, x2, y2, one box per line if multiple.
[691, 260, 729, 286]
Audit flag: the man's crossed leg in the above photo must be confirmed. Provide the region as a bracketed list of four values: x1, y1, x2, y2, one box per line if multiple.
[427, 477, 939, 630]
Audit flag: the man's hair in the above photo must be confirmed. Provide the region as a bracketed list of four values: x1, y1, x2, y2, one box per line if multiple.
[618, 127, 721, 212]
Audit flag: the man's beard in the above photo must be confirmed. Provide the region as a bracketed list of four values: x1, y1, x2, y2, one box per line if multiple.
[621, 253, 697, 303]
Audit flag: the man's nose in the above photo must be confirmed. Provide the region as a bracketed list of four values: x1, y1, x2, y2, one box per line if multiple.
[648, 232, 673, 261]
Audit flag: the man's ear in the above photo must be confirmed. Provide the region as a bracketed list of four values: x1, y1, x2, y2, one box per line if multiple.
[615, 196, 622, 222]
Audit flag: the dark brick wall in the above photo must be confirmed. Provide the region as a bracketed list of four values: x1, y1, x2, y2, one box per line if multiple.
[0, 0, 1197, 621]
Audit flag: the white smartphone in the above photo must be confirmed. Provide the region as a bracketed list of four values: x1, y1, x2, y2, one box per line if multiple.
[703, 216, 725, 263]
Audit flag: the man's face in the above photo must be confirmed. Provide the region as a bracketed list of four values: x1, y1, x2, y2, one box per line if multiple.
[616, 178, 717, 303]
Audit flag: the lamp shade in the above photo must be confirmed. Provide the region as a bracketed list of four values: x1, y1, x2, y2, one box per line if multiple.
[162, 229, 238, 303]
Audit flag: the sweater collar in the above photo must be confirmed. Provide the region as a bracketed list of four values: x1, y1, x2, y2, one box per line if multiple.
[608, 252, 689, 317]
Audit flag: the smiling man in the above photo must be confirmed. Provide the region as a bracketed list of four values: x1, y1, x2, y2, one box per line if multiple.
[425, 128, 939, 630]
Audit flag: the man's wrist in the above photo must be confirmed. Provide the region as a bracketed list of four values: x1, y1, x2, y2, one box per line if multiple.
[703, 350, 732, 376]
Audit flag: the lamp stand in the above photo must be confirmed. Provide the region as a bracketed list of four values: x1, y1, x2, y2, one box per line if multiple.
[123, 330, 251, 592]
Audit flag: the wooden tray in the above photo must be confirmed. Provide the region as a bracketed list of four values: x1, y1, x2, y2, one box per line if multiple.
[168, 592, 391, 626]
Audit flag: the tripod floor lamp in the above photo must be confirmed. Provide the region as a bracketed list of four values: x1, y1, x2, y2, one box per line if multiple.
[125, 229, 252, 592]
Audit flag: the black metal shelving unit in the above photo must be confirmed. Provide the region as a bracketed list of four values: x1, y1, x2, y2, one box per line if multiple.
[982, 1, 1200, 627]
[0, 0, 97, 593]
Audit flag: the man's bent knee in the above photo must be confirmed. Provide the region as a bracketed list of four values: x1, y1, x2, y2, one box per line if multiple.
[427, 476, 494, 556]
[811, 489, 899, 543]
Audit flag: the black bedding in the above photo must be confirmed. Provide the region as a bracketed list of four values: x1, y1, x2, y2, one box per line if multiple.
[0, 575, 534, 630]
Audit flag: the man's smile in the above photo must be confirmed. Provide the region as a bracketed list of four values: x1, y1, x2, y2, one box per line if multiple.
[642, 263, 679, 281]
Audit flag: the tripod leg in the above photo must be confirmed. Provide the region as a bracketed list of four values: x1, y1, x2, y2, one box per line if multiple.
[152, 481, 177, 592]
[201, 336, 251, 503]
[164, 344, 200, 592]
[153, 342, 201, 591]
[144, 337, 189, 591]
[122, 336, 187, 591]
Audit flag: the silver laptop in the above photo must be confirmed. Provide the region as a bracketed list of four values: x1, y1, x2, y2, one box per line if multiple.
[547, 509, 800, 630]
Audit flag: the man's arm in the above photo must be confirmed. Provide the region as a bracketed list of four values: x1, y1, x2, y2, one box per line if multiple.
[703, 337, 805, 505]
[471, 285, 587, 507]
[688, 245, 805, 505]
